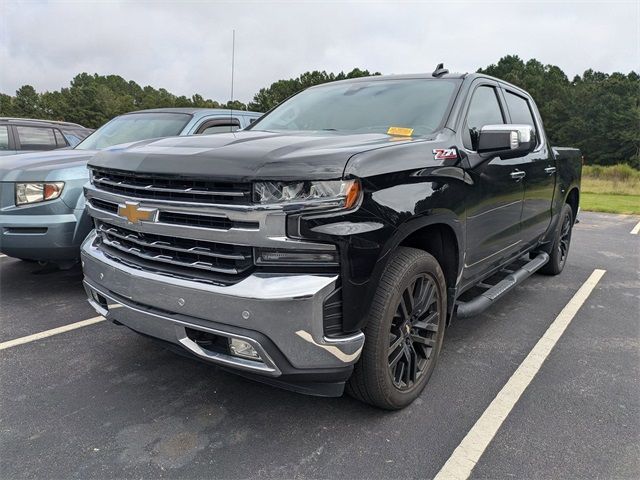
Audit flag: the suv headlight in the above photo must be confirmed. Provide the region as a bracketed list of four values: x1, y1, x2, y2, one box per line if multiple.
[15, 182, 65, 206]
[253, 179, 360, 210]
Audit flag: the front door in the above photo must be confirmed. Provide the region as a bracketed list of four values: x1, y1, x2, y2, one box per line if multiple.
[461, 83, 526, 284]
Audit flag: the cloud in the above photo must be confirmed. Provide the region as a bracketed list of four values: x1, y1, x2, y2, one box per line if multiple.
[1, 0, 637, 103]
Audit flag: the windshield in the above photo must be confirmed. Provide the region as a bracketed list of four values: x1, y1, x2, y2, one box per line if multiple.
[251, 79, 460, 136]
[75, 112, 192, 150]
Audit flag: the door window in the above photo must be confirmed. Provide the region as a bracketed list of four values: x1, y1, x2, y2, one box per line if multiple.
[199, 124, 239, 135]
[0, 126, 9, 150]
[16, 126, 58, 150]
[54, 129, 68, 147]
[464, 86, 505, 150]
[504, 91, 538, 142]
[195, 117, 241, 135]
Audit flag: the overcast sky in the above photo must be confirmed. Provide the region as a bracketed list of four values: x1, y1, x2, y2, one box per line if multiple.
[1, 0, 638, 103]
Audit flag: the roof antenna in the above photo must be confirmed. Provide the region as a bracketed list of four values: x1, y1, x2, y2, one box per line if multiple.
[432, 63, 449, 77]
[229, 29, 235, 126]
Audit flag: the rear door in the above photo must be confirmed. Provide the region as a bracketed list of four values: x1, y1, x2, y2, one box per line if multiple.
[461, 82, 527, 282]
[501, 88, 556, 245]
[15, 125, 59, 152]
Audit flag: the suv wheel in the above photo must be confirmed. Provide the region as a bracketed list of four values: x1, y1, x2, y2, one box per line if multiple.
[347, 247, 446, 410]
[539, 203, 574, 275]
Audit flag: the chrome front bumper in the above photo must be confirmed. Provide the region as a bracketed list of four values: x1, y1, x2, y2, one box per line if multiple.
[81, 231, 364, 377]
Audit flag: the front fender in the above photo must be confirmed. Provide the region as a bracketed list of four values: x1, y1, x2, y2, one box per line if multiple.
[341, 208, 464, 331]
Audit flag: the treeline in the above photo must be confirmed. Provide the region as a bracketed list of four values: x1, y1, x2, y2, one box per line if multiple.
[478, 57, 639, 168]
[0, 68, 378, 130]
[1, 56, 638, 167]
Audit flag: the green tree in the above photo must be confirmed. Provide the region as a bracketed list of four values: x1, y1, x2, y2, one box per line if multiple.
[0, 93, 15, 116]
[248, 68, 379, 112]
[13, 85, 42, 118]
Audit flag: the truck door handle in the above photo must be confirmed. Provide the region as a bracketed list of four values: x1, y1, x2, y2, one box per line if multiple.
[544, 166, 557, 175]
[510, 170, 526, 181]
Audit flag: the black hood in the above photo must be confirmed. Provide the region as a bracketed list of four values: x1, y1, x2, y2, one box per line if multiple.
[88, 130, 429, 181]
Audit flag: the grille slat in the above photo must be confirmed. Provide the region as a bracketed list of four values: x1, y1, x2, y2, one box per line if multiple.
[93, 176, 246, 197]
[97, 224, 249, 261]
[96, 221, 253, 277]
[91, 167, 251, 204]
[88, 199, 259, 231]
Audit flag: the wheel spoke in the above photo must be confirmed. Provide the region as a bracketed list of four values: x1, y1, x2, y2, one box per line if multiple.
[388, 335, 404, 356]
[414, 311, 438, 331]
[414, 341, 432, 359]
[402, 288, 414, 318]
[411, 334, 436, 347]
[389, 346, 404, 369]
[414, 278, 434, 314]
[408, 345, 418, 384]
[395, 361, 405, 385]
[412, 276, 425, 308]
[561, 217, 571, 237]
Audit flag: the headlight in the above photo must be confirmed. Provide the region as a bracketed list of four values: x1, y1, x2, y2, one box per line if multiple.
[253, 179, 360, 210]
[15, 182, 65, 206]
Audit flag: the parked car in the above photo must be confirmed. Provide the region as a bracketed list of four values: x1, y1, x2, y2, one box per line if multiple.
[81, 69, 581, 409]
[0, 117, 92, 155]
[0, 108, 262, 267]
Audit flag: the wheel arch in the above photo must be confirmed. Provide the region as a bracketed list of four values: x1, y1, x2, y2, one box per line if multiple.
[565, 187, 579, 220]
[378, 211, 464, 323]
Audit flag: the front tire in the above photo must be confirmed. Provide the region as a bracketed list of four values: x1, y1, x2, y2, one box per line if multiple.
[347, 247, 447, 410]
[539, 203, 574, 276]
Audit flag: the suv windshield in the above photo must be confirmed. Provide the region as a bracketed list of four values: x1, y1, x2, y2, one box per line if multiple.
[75, 112, 192, 150]
[251, 79, 460, 136]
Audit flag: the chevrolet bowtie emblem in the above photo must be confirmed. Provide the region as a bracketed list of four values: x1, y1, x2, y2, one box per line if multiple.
[117, 201, 158, 224]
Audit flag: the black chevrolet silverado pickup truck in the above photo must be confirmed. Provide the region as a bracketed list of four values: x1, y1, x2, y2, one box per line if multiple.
[81, 67, 581, 409]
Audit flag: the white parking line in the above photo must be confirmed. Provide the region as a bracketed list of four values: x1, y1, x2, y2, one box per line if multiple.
[631, 220, 640, 235]
[0, 316, 105, 351]
[434, 269, 606, 480]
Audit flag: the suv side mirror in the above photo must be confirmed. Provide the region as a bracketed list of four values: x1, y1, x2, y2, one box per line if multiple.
[477, 124, 536, 158]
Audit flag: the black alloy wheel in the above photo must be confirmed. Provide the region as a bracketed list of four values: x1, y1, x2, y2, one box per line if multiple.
[347, 247, 447, 410]
[558, 211, 572, 265]
[388, 274, 440, 390]
[539, 203, 574, 276]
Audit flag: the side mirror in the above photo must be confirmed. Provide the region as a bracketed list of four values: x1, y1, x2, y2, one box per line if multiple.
[477, 124, 536, 158]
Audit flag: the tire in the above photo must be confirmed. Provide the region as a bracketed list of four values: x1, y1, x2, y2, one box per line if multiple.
[539, 203, 574, 276]
[347, 247, 447, 410]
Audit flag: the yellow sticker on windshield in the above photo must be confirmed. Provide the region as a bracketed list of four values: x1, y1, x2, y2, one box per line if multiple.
[387, 127, 414, 136]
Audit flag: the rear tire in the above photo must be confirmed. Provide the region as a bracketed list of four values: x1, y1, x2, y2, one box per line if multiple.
[347, 247, 446, 410]
[539, 203, 574, 276]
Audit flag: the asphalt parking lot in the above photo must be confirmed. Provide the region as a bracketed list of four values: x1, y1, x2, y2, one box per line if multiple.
[1, 211, 638, 479]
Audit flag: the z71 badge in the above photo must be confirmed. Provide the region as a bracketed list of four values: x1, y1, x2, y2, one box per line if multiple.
[433, 148, 458, 160]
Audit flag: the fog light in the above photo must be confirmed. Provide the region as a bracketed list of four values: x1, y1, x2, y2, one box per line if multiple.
[229, 338, 261, 360]
[254, 248, 338, 266]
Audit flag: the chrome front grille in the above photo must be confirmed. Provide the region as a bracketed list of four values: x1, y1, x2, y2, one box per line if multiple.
[96, 221, 253, 277]
[90, 167, 252, 204]
[85, 168, 335, 282]
[87, 198, 259, 231]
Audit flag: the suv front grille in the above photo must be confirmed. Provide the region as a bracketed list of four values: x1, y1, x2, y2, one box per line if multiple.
[96, 221, 253, 277]
[91, 167, 252, 204]
[88, 198, 259, 231]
